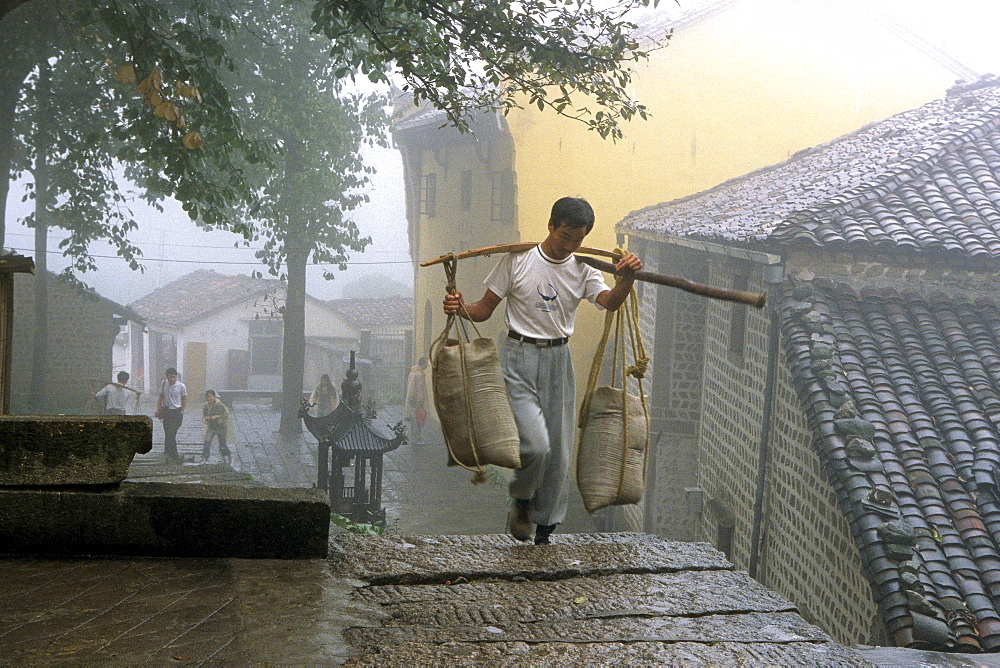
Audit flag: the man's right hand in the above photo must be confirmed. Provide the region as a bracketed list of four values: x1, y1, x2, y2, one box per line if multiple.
[443, 291, 463, 315]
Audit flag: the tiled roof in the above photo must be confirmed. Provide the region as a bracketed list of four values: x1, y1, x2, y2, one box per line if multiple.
[130, 269, 283, 327]
[782, 279, 1000, 651]
[326, 297, 413, 329]
[619, 78, 1000, 260]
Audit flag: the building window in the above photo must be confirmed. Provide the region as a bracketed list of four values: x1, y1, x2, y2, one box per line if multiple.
[421, 173, 437, 217]
[249, 319, 282, 375]
[490, 170, 515, 222]
[460, 170, 473, 211]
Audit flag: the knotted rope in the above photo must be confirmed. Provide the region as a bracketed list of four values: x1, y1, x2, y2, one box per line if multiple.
[578, 249, 650, 500]
[430, 254, 487, 484]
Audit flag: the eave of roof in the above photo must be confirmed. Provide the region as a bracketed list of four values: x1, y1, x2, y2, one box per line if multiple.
[130, 269, 283, 327]
[781, 279, 1000, 651]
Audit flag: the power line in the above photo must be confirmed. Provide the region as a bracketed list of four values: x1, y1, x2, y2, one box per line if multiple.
[3, 230, 410, 256]
[6, 246, 414, 266]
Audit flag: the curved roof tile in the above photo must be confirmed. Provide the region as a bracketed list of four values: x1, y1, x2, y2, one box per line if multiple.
[782, 281, 1000, 651]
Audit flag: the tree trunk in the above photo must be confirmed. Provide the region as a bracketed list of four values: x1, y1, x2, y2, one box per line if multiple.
[0, 62, 33, 248]
[0, 5, 49, 247]
[29, 138, 49, 413]
[0, 83, 16, 247]
[278, 241, 308, 434]
[28, 61, 53, 412]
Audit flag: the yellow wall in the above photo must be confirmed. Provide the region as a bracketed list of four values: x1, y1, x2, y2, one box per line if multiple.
[407, 127, 518, 366]
[405, 0, 964, 414]
[502, 0, 962, 390]
[507, 0, 959, 249]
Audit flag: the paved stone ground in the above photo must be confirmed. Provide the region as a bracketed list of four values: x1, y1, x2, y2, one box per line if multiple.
[335, 533, 868, 666]
[0, 401, 873, 665]
[0, 401, 597, 665]
[128, 399, 597, 536]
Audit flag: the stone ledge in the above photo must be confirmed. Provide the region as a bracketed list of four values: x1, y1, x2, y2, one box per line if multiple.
[0, 482, 330, 559]
[0, 415, 152, 485]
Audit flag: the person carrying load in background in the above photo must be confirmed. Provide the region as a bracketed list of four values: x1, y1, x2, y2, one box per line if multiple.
[92, 370, 134, 415]
[442, 196, 641, 545]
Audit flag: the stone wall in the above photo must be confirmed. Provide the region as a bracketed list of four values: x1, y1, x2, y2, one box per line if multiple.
[11, 273, 118, 414]
[759, 361, 886, 647]
[787, 250, 1000, 298]
[639, 243, 708, 541]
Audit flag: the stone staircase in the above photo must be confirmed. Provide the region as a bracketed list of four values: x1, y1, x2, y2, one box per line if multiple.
[333, 532, 869, 666]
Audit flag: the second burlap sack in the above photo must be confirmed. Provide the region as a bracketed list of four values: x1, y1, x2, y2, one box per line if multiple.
[576, 274, 650, 514]
[576, 386, 647, 513]
[432, 336, 521, 472]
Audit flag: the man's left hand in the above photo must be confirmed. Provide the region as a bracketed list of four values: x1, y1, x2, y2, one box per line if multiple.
[615, 253, 642, 274]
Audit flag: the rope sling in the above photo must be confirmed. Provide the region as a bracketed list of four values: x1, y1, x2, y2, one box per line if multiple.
[577, 253, 651, 513]
[429, 255, 521, 484]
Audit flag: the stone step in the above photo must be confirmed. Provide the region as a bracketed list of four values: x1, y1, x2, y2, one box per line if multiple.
[348, 639, 867, 666]
[336, 533, 869, 666]
[352, 570, 796, 626]
[333, 532, 732, 585]
[347, 610, 828, 646]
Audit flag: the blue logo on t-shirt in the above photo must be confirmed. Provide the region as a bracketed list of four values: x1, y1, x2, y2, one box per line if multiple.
[535, 283, 558, 312]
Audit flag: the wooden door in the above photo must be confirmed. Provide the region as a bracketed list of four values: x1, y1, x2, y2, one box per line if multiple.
[184, 341, 207, 398]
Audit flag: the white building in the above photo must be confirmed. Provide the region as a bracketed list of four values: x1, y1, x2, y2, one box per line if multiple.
[127, 269, 358, 397]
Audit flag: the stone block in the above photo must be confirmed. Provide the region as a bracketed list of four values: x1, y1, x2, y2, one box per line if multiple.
[0, 482, 330, 558]
[0, 415, 152, 486]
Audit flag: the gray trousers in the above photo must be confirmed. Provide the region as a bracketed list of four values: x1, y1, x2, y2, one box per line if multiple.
[500, 335, 576, 526]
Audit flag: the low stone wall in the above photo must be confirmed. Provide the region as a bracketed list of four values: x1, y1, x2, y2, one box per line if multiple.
[0, 415, 152, 486]
[0, 482, 330, 559]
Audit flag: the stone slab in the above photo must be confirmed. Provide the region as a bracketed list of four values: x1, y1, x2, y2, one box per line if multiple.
[346, 640, 869, 666]
[0, 415, 152, 485]
[347, 610, 826, 645]
[0, 557, 377, 665]
[333, 533, 731, 584]
[0, 481, 330, 558]
[353, 570, 795, 627]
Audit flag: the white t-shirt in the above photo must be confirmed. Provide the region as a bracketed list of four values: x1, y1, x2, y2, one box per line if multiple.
[485, 245, 609, 339]
[96, 384, 131, 413]
[161, 380, 187, 409]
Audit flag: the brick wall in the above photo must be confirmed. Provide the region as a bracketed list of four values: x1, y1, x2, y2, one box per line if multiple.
[637, 243, 708, 541]
[695, 255, 770, 569]
[759, 361, 885, 647]
[11, 273, 119, 414]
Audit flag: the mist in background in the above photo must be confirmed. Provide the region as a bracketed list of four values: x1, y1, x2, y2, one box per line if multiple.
[5, 0, 1000, 308]
[4, 139, 408, 305]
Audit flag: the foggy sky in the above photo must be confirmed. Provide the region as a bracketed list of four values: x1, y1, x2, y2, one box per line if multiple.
[5, 0, 1000, 308]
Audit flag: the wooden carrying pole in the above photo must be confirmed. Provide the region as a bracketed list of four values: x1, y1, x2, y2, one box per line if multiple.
[420, 243, 766, 308]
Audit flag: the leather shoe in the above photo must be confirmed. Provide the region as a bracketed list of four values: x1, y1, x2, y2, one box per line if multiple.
[507, 499, 533, 542]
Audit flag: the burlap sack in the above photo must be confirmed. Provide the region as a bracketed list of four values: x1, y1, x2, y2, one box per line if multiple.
[577, 386, 648, 513]
[432, 337, 521, 470]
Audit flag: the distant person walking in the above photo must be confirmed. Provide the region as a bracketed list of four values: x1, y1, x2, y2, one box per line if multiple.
[156, 367, 186, 464]
[92, 371, 134, 415]
[308, 374, 338, 418]
[202, 390, 232, 464]
[404, 357, 428, 445]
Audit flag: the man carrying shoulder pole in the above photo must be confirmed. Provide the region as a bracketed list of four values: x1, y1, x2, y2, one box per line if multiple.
[443, 196, 641, 545]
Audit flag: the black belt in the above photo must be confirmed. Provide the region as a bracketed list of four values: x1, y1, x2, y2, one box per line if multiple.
[508, 330, 569, 347]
